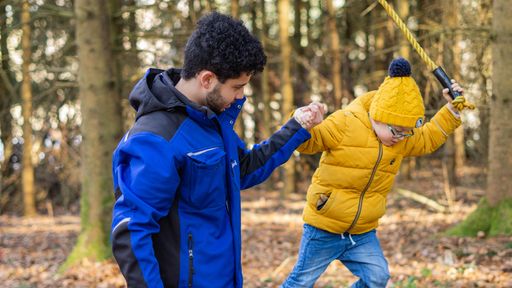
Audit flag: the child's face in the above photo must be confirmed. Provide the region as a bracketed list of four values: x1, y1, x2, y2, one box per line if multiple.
[371, 119, 414, 146]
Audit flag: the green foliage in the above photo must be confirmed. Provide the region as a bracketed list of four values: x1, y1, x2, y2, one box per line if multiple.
[420, 267, 432, 277]
[433, 280, 451, 287]
[446, 198, 512, 237]
[391, 276, 417, 288]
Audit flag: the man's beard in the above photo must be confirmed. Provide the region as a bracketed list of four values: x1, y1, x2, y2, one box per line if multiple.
[205, 84, 227, 114]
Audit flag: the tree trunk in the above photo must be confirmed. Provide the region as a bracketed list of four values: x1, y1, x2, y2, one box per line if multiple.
[454, 127, 465, 174]
[231, 0, 239, 19]
[278, 0, 295, 199]
[448, 0, 512, 236]
[487, 0, 512, 206]
[325, 0, 343, 108]
[397, 0, 410, 59]
[189, 0, 197, 26]
[21, 0, 36, 217]
[64, 0, 123, 267]
[259, 0, 274, 191]
[109, 0, 136, 131]
[441, 0, 460, 207]
[396, 0, 415, 180]
[292, 0, 307, 108]
[0, 0, 14, 178]
[230, 0, 246, 141]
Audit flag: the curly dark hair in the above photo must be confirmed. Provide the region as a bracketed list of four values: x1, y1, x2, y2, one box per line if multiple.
[181, 12, 267, 83]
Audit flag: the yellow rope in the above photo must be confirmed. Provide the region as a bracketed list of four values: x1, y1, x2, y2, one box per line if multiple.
[376, 0, 438, 71]
[377, 0, 476, 111]
[452, 96, 475, 111]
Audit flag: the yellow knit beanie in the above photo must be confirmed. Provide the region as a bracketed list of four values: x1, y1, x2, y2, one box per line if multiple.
[370, 58, 425, 128]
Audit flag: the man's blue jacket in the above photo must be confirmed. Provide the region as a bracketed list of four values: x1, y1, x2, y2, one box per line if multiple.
[111, 68, 311, 288]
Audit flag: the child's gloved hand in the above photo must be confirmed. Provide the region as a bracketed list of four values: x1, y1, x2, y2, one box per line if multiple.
[293, 102, 327, 129]
[443, 80, 475, 115]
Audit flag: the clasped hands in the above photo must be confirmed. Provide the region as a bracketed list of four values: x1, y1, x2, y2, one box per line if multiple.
[293, 102, 327, 130]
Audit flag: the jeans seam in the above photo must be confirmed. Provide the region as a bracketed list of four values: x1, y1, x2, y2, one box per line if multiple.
[295, 225, 318, 273]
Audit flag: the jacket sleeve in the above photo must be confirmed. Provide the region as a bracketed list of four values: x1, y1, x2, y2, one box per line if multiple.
[296, 110, 346, 154]
[402, 105, 462, 157]
[111, 133, 181, 288]
[237, 118, 311, 189]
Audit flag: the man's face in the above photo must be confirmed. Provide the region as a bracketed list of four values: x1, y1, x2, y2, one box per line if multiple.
[206, 73, 251, 114]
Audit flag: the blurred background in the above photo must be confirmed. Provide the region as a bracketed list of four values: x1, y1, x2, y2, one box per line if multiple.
[1, 0, 511, 287]
[0, 0, 493, 215]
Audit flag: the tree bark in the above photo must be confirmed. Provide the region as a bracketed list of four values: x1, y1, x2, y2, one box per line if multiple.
[230, 0, 246, 141]
[441, 0, 460, 206]
[488, 0, 512, 206]
[325, 0, 343, 108]
[278, 0, 295, 199]
[231, 0, 239, 19]
[448, 0, 512, 237]
[397, 0, 410, 59]
[64, 0, 123, 267]
[21, 0, 36, 217]
[0, 0, 14, 180]
[397, 0, 415, 180]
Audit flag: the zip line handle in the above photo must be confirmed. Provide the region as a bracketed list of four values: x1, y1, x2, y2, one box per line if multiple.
[432, 67, 461, 100]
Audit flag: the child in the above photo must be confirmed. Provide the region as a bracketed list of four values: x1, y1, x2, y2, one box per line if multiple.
[281, 58, 469, 288]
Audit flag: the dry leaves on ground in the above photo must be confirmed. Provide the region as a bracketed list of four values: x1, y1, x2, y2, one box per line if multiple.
[1, 164, 511, 287]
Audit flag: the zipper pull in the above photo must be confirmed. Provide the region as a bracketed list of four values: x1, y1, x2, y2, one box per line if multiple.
[188, 234, 193, 257]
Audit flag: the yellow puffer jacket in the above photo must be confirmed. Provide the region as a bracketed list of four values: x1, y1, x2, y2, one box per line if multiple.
[298, 91, 461, 234]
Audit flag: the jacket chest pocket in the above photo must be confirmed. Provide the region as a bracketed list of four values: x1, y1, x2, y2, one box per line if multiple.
[183, 147, 227, 208]
[381, 149, 404, 175]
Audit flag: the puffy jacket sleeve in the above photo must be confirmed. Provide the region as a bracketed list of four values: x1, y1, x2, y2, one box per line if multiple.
[111, 132, 181, 288]
[402, 105, 462, 157]
[297, 109, 346, 154]
[237, 118, 311, 189]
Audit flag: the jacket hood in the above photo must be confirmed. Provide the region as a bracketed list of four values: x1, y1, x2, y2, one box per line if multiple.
[344, 90, 377, 130]
[129, 68, 202, 120]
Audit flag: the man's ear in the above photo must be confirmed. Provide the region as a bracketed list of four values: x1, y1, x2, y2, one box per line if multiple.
[197, 70, 217, 90]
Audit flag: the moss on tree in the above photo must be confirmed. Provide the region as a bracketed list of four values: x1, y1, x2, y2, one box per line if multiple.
[447, 197, 512, 237]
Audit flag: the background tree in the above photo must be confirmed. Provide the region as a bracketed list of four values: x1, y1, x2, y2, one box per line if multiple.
[64, 0, 123, 267]
[0, 0, 16, 200]
[21, 0, 36, 217]
[441, 0, 460, 208]
[325, 0, 343, 108]
[278, 0, 295, 199]
[448, 0, 512, 236]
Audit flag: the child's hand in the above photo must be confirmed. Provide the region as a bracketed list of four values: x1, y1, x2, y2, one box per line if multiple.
[307, 102, 327, 128]
[443, 80, 475, 114]
[293, 102, 327, 129]
[442, 80, 464, 116]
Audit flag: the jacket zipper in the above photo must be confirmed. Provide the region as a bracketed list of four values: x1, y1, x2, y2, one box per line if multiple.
[345, 142, 383, 233]
[188, 233, 194, 287]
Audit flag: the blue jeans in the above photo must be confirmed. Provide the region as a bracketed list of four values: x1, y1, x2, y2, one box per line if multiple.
[281, 224, 390, 288]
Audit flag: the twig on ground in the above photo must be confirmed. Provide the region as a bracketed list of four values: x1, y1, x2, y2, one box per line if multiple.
[396, 188, 447, 212]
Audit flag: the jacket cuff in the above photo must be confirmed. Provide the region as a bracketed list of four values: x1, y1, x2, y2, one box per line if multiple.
[286, 118, 312, 140]
[431, 105, 462, 136]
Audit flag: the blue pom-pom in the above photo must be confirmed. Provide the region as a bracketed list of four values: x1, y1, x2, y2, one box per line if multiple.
[388, 57, 411, 77]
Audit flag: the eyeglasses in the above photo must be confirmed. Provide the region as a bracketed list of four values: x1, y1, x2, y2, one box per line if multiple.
[387, 124, 414, 138]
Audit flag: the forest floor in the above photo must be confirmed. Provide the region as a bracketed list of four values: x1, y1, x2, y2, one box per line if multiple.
[1, 161, 512, 288]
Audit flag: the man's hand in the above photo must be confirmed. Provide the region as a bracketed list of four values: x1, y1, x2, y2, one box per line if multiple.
[293, 102, 327, 129]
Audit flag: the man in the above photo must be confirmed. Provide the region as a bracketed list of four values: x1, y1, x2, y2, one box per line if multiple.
[111, 12, 325, 288]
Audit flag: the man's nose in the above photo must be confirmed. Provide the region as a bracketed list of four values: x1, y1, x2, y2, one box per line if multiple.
[235, 92, 244, 100]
